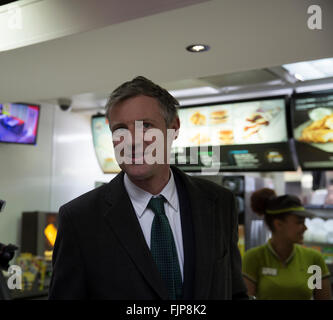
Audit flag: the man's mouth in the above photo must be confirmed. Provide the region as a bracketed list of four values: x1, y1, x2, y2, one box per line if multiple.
[129, 154, 145, 163]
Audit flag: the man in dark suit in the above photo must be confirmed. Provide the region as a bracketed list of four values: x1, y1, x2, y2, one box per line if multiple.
[49, 76, 248, 300]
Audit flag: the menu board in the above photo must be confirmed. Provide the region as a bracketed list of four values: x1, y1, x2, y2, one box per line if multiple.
[91, 115, 121, 173]
[292, 92, 333, 170]
[172, 97, 296, 172]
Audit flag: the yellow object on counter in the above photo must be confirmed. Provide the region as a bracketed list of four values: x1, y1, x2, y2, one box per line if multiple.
[44, 223, 57, 247]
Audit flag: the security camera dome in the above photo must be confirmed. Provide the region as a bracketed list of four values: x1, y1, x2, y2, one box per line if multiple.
[57, 98, 72, 111]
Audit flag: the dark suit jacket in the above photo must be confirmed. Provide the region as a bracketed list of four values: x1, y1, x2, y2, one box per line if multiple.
[49, 166, 248, 300]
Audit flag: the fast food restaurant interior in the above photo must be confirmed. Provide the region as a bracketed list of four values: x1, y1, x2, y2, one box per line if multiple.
[1, 0, 333, 300]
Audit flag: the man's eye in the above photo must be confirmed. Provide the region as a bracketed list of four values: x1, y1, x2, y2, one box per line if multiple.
[113, 126, 127, 132]
[112, 128, 129, 138]
[143, 122, 152, 129]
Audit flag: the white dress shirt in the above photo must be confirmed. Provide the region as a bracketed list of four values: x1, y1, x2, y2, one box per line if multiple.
[123, 170, 184, 280]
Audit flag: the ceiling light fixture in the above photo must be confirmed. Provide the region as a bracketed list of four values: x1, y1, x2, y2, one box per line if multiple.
[186, 44, 210, 53]
[169, 86, 219, 98]
[283, 57, 333, 81]
[178, 88, 293, 106]
[294, 73, 304, 81]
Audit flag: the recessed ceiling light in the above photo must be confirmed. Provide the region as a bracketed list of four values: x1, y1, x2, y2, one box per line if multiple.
[186, 44, 210, 53]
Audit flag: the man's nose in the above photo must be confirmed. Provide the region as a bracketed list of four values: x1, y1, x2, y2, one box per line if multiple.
[128, 125, 144, 146]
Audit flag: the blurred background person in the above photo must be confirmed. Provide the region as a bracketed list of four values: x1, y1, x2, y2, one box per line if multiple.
[242, 188, 332, 300]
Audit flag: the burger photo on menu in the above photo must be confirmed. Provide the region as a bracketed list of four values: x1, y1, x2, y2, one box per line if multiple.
[210, 110, 228, 124]
[218, 129, 234, 145]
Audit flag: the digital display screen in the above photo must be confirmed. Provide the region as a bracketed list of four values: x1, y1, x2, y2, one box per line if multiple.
[293, 91, 333, 170]
[91, 115, 121, 173]
[172, 97, 296, 172]
[0, 103, 40, 145]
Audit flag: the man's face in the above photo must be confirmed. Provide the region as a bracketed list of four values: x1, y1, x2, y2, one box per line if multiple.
[108, 95, 179, 181]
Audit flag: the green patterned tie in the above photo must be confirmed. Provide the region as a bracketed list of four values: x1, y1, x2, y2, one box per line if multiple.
[148, 196, 183, 300]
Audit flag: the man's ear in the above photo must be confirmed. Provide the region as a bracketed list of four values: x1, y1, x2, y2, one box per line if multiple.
[170, 117, 180, 139]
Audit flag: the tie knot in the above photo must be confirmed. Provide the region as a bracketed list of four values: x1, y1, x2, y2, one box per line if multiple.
[147, 196, 166, 216]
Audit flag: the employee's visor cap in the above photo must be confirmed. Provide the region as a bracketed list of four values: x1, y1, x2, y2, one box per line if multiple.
[265, 195, 315, 218]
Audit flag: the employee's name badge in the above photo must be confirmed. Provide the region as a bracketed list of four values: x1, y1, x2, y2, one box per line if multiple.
[262, 267, 278, 276]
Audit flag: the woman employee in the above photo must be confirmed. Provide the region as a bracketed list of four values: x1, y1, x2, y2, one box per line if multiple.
[242, 188, 332, 300]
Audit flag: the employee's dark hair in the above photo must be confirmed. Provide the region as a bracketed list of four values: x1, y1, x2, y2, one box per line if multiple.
[251, 188, 289, 232]
[105, 76, 179, 126]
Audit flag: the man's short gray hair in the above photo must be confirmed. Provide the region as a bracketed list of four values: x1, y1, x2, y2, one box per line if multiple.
[105, 76, 179, 126]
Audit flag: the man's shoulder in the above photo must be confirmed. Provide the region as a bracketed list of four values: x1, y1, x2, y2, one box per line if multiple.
[61, 172, 124, 211]
[191, 175, 230, 192]
[171, 165, 233, 197]
[60, 183, 109, 215]
[59, 173, 124, 220]
[185, 173, 234, 199]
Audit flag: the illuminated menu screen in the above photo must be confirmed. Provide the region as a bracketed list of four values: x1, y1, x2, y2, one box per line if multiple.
[172, 97, 296, 172]
[91, 115, 121, 173]
[293, 92, 333, 170]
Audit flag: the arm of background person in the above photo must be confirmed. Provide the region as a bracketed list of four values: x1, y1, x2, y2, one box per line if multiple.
[312, 251, 332, 300]
[243, 277, 257, 298]
[313, 277, 332, 300]
[48, 206, 88, 299]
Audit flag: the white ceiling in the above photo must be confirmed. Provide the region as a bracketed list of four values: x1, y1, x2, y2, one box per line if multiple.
[0, 0, 333, 109]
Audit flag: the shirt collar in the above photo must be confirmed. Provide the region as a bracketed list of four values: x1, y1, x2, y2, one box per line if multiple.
[267, 239, 296, 265]
[123, 169, 178, 218]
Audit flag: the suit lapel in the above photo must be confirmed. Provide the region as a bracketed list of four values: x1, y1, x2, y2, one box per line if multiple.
[102, 172, 168, 299]
[172, 166, 217, 299]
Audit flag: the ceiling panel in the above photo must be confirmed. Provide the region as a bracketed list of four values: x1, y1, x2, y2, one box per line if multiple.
[0, 0, 332, 104]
